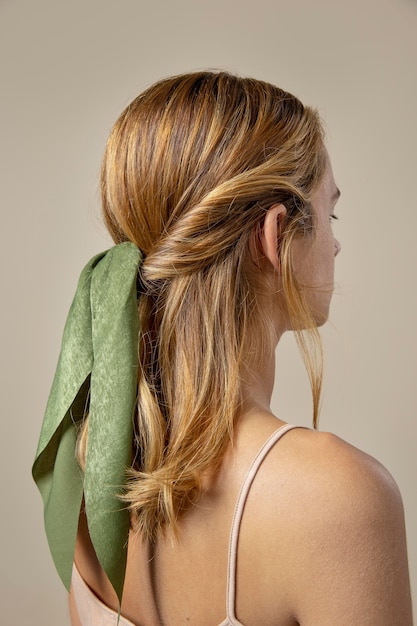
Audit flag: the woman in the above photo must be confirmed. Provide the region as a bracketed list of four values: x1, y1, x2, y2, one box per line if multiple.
[33, 71, 413, 625]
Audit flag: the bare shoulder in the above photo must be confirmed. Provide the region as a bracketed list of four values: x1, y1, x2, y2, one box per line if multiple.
[249, 427, 413, 625]
[277, 427, 403, 512]
[263, 427, 407, 555]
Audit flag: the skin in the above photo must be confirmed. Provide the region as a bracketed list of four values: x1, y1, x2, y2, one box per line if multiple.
[70, 157, 413, 625]
[290, 154, 342, 325]
[260, 152, 341, 333]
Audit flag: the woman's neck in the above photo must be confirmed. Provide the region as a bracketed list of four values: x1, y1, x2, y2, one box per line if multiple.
[239, 342, 278, 417]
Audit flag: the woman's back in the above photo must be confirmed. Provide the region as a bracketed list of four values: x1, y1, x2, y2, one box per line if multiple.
[71, 411, 411, 625]
[33, 71, 412, 625]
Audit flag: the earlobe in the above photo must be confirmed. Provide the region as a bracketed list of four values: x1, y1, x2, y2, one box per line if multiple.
[259, 204, 287, 272]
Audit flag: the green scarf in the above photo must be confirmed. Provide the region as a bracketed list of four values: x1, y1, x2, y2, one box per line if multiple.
[32, 242, 143, 603]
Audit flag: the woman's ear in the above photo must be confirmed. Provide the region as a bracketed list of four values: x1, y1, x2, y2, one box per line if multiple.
[251, 204, 287, 272]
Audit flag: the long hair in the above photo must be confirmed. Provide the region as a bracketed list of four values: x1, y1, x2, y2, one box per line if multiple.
[78, 71, 326, 542]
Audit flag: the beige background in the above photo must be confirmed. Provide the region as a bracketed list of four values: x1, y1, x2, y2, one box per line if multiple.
[1, 0, 416, 622]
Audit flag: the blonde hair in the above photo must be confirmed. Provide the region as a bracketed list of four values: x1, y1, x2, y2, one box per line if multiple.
[78, 71, 326, 542]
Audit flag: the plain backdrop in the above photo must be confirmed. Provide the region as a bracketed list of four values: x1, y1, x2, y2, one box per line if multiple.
[1, 0, 416, 622]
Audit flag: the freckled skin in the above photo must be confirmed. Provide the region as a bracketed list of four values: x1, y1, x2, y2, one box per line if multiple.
[291, 154, 341, 325]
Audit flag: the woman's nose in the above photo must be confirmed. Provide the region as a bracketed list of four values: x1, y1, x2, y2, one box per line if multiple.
[334, 239, 342, 256]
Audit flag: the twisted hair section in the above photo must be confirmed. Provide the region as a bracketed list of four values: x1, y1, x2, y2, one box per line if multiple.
[79, 71, 326, 542]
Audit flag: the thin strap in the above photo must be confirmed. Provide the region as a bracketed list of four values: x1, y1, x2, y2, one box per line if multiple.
[225, 423, 300, 623]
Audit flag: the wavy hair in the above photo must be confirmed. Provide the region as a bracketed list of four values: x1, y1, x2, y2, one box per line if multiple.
[78, 71, 326, 541]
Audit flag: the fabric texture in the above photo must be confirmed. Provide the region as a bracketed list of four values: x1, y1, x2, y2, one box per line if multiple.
[71, 424, 299, 626]
[72, 564, 136, 626]
[32, 242, 143, 602]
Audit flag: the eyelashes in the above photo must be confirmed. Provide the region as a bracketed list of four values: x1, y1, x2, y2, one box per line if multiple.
[329, 214, 339, 223]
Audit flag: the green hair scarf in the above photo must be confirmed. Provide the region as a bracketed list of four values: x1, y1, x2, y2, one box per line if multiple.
[32, 242, 143, 603]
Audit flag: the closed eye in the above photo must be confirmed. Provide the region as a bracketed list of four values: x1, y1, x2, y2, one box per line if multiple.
[330, 214, 338, 222]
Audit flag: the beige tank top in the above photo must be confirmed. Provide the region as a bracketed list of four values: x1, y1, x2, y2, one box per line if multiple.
[71, 423, 298, 625]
